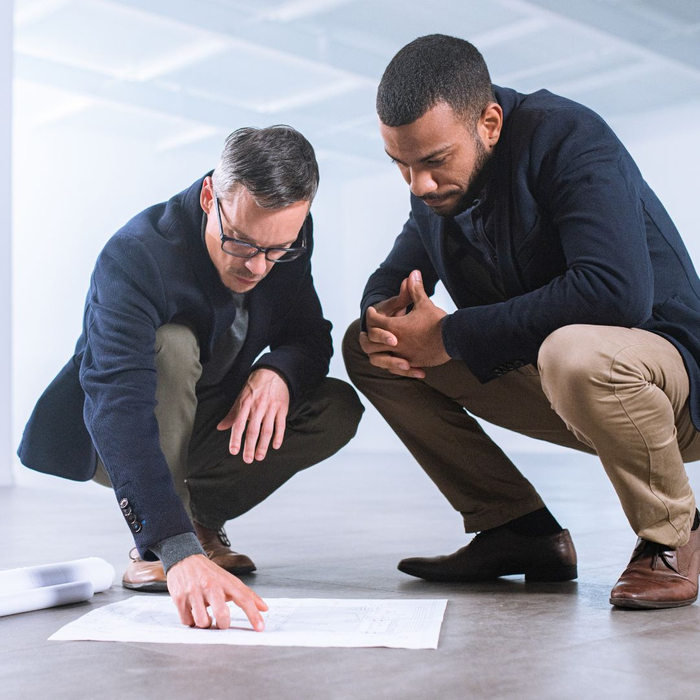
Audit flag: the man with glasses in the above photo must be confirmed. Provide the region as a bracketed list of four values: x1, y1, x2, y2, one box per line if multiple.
[19, 125, 363, 630]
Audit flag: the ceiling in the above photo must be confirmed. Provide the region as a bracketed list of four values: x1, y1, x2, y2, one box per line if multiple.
[13, 0, 700, 167]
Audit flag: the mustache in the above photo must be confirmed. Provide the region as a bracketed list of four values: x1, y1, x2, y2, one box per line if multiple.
[420, 191, 461, 202]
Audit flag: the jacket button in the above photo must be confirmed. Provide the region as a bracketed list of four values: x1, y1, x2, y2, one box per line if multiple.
[133, 522, 142, 533]
[494, 368, 503, 376]
[119, 498, 129, 510]
[513, 360, 524, 368]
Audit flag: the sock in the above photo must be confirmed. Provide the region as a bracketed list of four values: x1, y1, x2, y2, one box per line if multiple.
[500, 507, 563, 537]
[692, 509, 700, 531]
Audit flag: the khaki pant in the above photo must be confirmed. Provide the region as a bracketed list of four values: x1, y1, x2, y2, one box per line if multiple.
[95, 324, 364, 529]
[343, 320, 700, 548]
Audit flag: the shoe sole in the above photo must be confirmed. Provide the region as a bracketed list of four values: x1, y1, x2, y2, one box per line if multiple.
[398, 564, 578, 583]
[218, 565, 256, 576]
[609, 595, 698, 609]
[122, 580, 168, 593]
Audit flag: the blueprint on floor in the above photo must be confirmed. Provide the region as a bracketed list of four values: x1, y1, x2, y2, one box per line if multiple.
[49, 596, 448, 649]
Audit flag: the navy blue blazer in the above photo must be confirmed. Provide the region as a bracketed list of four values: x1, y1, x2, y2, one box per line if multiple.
[19, 175, 333, 557]
[362, 86, 700, 431]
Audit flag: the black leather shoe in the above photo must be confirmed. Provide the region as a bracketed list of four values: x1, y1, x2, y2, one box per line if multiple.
[398, 528, 577, 582]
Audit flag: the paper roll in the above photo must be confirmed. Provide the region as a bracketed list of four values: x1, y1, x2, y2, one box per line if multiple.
[0, 558, 115, 617]
[0, 581, 95, 617]
[0, 557, 114, 595]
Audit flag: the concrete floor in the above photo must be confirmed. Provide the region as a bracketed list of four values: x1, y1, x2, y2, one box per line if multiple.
[3, 450, 700, 700]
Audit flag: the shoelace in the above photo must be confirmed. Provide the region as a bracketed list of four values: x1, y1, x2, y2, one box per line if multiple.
[217, 528, 231, 547]
[631, 538, 679, 573]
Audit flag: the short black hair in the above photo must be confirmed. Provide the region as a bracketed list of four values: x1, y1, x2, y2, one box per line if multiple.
[377, 34, 495, 128]
[213, 125, 319, 209]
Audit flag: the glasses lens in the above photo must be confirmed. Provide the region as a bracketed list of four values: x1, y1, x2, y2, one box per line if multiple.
[266, 247, 305, 262]
[221, 239, 258, 258]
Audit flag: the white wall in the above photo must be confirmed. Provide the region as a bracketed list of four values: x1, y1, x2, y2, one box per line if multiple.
[1, 2, 13, 487]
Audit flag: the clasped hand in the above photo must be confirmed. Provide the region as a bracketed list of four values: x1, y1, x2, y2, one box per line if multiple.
[217, 367, 290, 463]
[359, 270, 450, 378]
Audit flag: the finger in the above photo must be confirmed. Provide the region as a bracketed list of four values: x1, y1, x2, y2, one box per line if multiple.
[408, 269, 428, 305]
[229, 589, 265, 632]
[360, 335, 404, 357]
[367, 326, 397, 346]
[209, 594, 231, 631]
[366, 305, 391, 330]
[395, 276, 412, 311]
[272, 408, 286, 450]
[172, 595, 196, 627]
[190, 594, 213, 629]
[229, 404, 251, 455]
[368, 352, 415, 373]
[254, 411, 275, 461]
[229, 577, 268, 611]
[242, 409, 264, 464]
[216, 406, 236, 431]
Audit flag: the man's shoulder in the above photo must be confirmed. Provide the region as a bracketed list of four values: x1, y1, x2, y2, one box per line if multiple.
[100, 177, 205, 269]
[496, 85, 623, 174]
[499, 85, 609, 140]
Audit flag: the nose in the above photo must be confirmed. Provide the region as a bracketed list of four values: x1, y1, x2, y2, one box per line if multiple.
[409, 168, 438, 199]
[244, 251, 268, 276]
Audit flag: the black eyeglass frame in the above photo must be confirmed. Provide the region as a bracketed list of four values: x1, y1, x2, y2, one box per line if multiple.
[214, 192, 307, 263]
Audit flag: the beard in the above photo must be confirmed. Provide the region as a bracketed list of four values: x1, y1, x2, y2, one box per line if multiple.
[429, 135, 493, 218]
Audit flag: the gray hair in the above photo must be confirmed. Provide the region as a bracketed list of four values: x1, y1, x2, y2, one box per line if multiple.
[212, 125, 319, 209]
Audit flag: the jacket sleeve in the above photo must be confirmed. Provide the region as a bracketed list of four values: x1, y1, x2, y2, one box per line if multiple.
[360, 208, 440, 326]
[442, 108, 654, 382]
[80, 235, 194, 559]
[251, 223, 334, 406]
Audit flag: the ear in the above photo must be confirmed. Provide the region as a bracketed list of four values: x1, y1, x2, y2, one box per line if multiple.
[477, 102, 503, 150]
[200, 175, 215, 215]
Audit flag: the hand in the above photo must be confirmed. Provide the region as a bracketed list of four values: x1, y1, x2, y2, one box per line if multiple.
[370, 270, 451, 369]
[217, 368, 290, 463]
[360, 277, 426, 378]
[167, 554, 268, 630]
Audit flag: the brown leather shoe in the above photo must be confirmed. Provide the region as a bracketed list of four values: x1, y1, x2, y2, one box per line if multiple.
[194, 522, 256, 575]
[122, 549, 168, 592]
[398, 528, 577, 582]
[610, 527, 700, 609]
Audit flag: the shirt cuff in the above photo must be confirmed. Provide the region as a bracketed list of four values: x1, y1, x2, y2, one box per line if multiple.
[441, 315, 462, 360]
[150, 532, 205, 574]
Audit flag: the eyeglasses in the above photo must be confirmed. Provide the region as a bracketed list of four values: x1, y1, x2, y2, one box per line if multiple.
[214, 193, 307, 263]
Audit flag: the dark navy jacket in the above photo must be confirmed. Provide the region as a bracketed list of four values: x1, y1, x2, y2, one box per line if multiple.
[19, 175, 333, 557]
[362, 86, 700, 431]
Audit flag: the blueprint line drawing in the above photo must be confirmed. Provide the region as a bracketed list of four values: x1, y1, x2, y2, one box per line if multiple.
[49, 596, 448, 649]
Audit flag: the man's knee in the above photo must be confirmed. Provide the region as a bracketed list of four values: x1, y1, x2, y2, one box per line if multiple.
[155, 323, 201, 382]
[317, 378, 364, 446]
[342, 318, 371, 385]
[537, 325, 605, 390]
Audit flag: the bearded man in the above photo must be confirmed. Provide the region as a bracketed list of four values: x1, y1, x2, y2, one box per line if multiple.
[343, 34, 700, 610]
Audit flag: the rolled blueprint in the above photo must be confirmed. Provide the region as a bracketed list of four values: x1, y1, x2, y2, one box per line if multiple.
[0, 558, 115, 617]
[0, 581, 95, 617]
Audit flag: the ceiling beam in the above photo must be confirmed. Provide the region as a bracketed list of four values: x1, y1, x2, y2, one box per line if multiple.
[14, 53, 386, 162]
[502, 0, 700, 80]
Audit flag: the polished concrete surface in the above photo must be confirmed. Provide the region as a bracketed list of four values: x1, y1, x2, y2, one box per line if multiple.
[3, 450, 700, 700]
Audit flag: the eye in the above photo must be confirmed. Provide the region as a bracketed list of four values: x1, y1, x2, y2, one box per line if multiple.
[427, 157, 446, 166]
